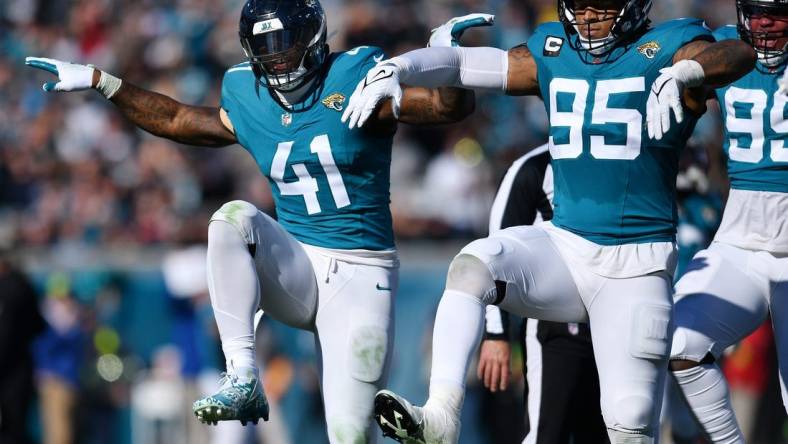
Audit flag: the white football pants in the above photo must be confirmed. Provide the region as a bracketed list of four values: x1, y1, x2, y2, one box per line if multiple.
[670, 241, 788, 442]
[452, 225, 674, 441]
[209, 200, 398, 444]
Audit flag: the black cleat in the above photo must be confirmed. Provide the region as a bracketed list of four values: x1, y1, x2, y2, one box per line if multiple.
[374, 390, 426, 443]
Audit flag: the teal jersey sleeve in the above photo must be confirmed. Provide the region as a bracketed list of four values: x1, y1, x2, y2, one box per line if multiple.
[711, 26, 788, 192]
[219, 47, 396, 250]
[713, 24, 739, 43]
[525, 19, 712, 245]
[220, 62, 254, 148]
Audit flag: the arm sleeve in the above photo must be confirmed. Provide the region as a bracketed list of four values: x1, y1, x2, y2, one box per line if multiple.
[389, 46, 509, 91]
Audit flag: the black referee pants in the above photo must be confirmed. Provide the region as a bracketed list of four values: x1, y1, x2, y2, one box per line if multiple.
[522, 319, 609, 444]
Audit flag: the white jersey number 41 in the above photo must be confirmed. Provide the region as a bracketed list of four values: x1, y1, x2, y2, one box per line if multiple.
[271, 134, 351, 215]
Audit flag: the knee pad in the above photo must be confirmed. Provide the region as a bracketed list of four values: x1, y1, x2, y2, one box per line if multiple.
[608, 394, 654, 433]
[347, 312, 389, 383]
[629, 303, 672, 361]
[328, 416, 368, 444]
[669, 322, 717, 363]
[445, 253, 497, 304]
[210, 200, 259, 246]
[607, 428, 654, 444]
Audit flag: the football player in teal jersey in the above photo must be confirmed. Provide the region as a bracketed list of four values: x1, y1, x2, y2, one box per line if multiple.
[25, 1, 480, 442]
[668, 1, 788, 442]
[341, 1, 756, 443]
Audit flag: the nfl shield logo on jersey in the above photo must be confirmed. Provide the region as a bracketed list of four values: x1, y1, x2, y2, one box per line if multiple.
[281, 112, 292, 127]
[637, 41, 661, 59]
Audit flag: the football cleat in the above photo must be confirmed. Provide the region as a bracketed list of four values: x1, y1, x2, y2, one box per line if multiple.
[374, 390, 460, 444]
[193, 372, 269, 426]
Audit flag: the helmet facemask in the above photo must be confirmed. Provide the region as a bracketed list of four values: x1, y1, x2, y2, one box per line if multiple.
[737, 0, 788, 68]
[559, 0, 652, 56]
[240, 5, 327, 92]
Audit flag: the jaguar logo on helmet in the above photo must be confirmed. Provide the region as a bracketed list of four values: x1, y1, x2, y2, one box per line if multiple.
[737, 0, 788, 68]
[239, 0, 329, 91]
[558, 0, 652, 59]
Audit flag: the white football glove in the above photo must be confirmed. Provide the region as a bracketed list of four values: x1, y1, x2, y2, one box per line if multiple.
[26, 56, 122, 98]
[646, 68, 684, 141]
[341, 62, 403, 129]
[25, 57, 95, 92]
[647, 59, 705, 140]
[429, 13, 495, 48]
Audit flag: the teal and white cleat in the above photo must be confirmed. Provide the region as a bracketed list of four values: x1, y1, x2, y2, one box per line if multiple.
[374, 390, 460, 444]
[193, 372, 269, 426]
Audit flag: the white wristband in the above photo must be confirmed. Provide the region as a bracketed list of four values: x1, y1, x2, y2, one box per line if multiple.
[96, 70, 123, 99]
[670, 59, 705, 88]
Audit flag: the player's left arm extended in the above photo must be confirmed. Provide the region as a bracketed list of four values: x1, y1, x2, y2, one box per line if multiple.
[676, 39, 757, 109]
[373, 86, 475, 126]
[647, 39, 756, 140]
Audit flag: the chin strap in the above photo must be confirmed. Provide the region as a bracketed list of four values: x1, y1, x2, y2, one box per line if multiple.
[757, 50, 788, 69]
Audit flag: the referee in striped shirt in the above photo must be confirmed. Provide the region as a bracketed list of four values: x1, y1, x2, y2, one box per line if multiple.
[479, 144, 609, 444]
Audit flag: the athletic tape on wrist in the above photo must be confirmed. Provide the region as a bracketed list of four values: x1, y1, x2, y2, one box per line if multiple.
[670, 60, 705, 88]
[96, 71, 122, 99]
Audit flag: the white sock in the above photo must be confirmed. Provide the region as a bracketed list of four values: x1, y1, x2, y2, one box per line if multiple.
[673, 363, 744, 444]
[206, 221, 260, 375]
[426, 289, 484, 417]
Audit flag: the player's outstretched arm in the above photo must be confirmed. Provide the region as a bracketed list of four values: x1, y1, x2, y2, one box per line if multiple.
[373, 86, 476, 126]
[674, 39, 757, 89]
[25, 57, 236, 147]
[646, 39, 756, 140]
[342, 45, 535, 128]
[110, 82, 236, 147]
[504, 44, 540, 97]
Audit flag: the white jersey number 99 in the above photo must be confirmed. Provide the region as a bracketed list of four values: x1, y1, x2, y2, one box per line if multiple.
[725, 87, 788, 163]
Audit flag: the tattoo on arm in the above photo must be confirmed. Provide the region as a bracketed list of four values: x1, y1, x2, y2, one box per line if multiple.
[674, 38, 756, 114]
[392, 86, 475, 126]
[675, 38, 757, 88]
[110, 82, 236, 147]
[506, 45, 539, 96]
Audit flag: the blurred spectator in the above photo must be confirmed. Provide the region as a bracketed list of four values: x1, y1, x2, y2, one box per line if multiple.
[32, 274, 87, 444]
[0, 254, 45, 444]
[131, 345, 187, 444]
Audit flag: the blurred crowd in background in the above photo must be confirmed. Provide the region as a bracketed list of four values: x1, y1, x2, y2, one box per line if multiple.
[1, 0, 786, 443]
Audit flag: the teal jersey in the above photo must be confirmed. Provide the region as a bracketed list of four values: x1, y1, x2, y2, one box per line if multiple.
[527, 19, 712, 245]
[221, 47, 395, 250]
[713, 26, 788, 193]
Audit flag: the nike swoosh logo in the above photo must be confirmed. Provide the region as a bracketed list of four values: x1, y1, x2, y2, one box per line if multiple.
[364, 69, 394, 88]
[373, 54, 385, 63]
[376, 283, 391, 291]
